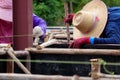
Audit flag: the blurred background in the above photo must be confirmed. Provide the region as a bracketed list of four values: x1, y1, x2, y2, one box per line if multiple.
[33, 0, 120, 26]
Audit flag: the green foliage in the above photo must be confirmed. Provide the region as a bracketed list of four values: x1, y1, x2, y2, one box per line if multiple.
[72, 0, 90, 12]
[103, 0, 120, 7]
[33, 0, 64, 26]
[33, 0, 120, 26]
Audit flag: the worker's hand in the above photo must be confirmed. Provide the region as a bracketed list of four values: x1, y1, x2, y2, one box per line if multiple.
[69, 37, 90, 48]
[33, 26, 43, 37]
[64, 13, 74, 25]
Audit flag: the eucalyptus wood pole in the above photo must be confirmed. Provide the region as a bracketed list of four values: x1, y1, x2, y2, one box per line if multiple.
[25, 48, 120, 56]
[6, 57, 14, 73]
[90, 59, 120, 79]
[0, 73, 119, 80]
[7, 48, 31, 74]
[64, 2, 70, 44]
[33, 37, 40, 46]
[13, 50, 31, 71]
[90, 59, 101, 80]
[25, 53, 31, 72]
[70, 1, 73, 13]
[36, 39, 57, 49]
[0, 73, 81, 80]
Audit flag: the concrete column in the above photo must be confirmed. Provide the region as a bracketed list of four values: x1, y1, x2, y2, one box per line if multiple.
[13, 0, 33, 50]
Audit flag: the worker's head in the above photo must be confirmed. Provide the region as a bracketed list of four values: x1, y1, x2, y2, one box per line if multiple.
[72, 0, 108, 39]
[0, 0, 13, 22]
[33, 26, 43, 38]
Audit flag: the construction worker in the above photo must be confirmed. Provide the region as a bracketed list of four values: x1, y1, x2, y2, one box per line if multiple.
[0, 0, 13, 44]
[64, 0, 120, 48]
[33, 13, 47, 43]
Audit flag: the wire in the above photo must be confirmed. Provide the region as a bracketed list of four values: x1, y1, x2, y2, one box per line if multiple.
[0, 59, 119, 66]
[0, 34, 33, 38]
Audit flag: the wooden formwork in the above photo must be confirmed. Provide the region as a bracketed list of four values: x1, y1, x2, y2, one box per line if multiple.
[1, 33, 120, 80]
[25, 45, 120, 80]
[0, 44, 120, 79]
[0, 45, 31, 74]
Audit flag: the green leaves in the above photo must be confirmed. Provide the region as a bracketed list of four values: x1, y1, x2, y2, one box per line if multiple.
[33, 0, 64, 26]
[103, 0, 120, 7]
[33, 0, 120, 26]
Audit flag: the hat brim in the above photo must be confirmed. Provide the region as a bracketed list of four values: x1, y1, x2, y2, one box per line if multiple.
[73, 0, 108, 39]
[0, 8, 13, 22]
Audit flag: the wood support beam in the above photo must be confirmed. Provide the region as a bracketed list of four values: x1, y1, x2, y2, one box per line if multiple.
[25, 48, 120, 56]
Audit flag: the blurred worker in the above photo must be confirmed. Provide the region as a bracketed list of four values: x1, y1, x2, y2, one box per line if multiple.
[0, 0, 13, 44]
[64, 0, 120, 48]
[33, 13, 47, 43]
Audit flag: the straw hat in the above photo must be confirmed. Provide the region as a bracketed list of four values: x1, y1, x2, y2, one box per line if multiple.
[72, 0, 108, 39]
[0, 0, 13, 22]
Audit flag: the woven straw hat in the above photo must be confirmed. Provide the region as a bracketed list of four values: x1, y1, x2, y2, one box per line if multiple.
[72, 0, 108, 39]
[0, 0, 13, 22]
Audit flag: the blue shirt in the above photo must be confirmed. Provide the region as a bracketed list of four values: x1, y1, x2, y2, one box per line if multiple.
[94, 7, 120, 44]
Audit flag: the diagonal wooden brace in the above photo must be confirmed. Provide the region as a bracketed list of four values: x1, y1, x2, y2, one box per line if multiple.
[6, 47, 31, 74]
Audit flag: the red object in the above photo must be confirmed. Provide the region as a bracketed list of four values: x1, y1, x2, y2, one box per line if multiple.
[69, 37, 90, 48]
[64, 13, 74, 25]
[13, 0, 33, 50]
[0, 19, 13, 44]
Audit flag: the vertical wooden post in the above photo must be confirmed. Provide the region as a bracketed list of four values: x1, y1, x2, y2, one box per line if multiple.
[64, 2, 70, 44]
[6, 57, 14, 73]
[90, 59, 101, 80]
[6, 0, 14, 73]
[69, 1, 73, 13]
[13, 0, 33, 50]
[25, 54, 31, 72]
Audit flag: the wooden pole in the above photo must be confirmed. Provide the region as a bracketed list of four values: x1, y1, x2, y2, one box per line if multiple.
[7, 48, 31, 74]
[0, 73, 81, 80]
[64, 2, 70, 44]
[6, 57, 14, 73]
[90, 59, 120, 79]
[0, 50, 6, 55]
[54, 33, 73, 39]
[14, 50, 29, 57]
[25, 48, 120, 56]
[25, 53, 31, 72]
[90, 59, 101, 80]
[0, 73, 119, 80]
[36, 39, 57, 50]
[70, 1, 73, 13]
[100, 73, 120, 79]
[6, 50, 31, 73]
[0, 49, 30, 73]
[33, 37, 40, 46]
